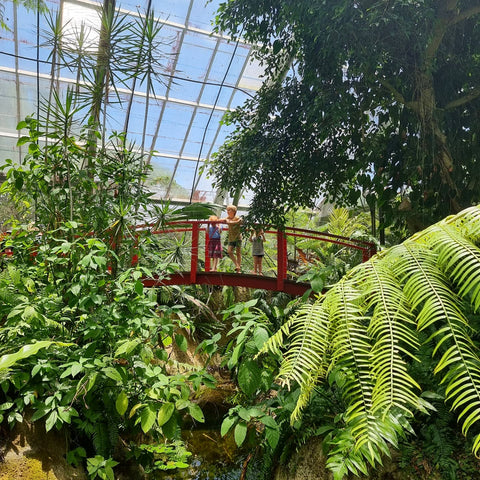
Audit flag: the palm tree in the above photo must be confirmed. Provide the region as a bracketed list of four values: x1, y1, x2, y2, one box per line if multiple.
[261, 205, 480, 478]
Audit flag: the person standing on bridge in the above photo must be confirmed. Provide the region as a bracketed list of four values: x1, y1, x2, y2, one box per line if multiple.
[249, 227, 265, 275]
[222, 205, 243, 273]
[207, 215, 223, 272]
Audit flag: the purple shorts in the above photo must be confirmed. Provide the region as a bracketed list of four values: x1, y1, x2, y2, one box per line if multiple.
[208, 238, 222, 258]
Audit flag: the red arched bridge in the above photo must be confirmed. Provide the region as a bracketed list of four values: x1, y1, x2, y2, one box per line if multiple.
[138, 221, 376, 296]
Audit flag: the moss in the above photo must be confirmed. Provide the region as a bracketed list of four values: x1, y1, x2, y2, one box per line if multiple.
[0, 456, 55, 480]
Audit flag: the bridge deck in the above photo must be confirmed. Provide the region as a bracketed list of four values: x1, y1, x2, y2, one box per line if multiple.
[143, 272, 312, 297]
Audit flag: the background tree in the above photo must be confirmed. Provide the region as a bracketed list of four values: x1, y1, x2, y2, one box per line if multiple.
[210, 0, 480, 232]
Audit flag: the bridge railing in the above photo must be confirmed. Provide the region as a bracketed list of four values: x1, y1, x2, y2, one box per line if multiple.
[134, 220, 376, 291]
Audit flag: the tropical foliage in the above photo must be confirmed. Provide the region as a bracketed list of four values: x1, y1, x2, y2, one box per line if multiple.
[258, 205, 480, 479]
[0, 98, 217, 478]
[210, 0, 480, 231]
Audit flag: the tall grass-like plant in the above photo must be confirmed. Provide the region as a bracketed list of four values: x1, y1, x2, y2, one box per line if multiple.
[260, 205, 480, 479]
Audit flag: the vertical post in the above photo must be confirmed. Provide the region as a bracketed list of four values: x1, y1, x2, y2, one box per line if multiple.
[191, 222, 199, 283]
[277, 230, 287, 291]
[205, 223, 211, 272]
[131, 234, 139, 266]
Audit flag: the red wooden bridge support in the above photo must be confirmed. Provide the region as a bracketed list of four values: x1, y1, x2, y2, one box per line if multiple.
[276, 230, 287, 291]
[190, 222, 199, 283]
[204, 227, 211, 272]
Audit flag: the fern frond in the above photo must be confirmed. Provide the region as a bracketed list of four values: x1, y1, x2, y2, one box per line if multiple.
[274, 298, 331, 414]
[328, 280, 376, 449]
[93, 422, 113, 457]
[393, 241, 480, 454]
[276, 206, 480, 469]
[359, 260, 421, 416]
[257, 313, 296, 357]
[446, 204, 480, 241]
[429, 223, 480, 311]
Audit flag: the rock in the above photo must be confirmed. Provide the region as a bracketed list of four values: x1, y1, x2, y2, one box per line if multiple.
[0, 420, 87, 480]
[273, 437, 443, 480]
[273, 438, 332, 480]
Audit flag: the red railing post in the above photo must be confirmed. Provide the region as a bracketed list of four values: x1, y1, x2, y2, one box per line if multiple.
[131, 233, 139, 266]
[204, 224, 211, 272]
[362, 245, 376, 262]
[191, 222, 199, 283]
[277, 230, 287, 291]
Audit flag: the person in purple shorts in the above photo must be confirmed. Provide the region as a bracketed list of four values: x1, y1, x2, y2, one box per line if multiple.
[207, 215, 222, 271]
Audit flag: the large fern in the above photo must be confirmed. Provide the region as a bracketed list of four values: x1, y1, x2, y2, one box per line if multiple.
[260, 205, 480, 476]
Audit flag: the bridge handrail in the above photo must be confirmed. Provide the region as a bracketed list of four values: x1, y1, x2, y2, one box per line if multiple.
[131, 220, 376, 291]
[1, 222, 376, 295]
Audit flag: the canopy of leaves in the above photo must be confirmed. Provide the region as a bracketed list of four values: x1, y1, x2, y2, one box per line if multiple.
[210, 0, 480, 229]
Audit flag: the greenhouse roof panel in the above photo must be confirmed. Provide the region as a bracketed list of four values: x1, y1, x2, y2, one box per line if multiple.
[0, 0, 264, 206]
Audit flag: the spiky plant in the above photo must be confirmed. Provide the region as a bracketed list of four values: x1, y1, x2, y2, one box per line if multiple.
[260, 205, 480, 479]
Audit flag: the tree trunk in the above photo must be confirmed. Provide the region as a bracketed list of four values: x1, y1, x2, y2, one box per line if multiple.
[414, 69, 461, 214]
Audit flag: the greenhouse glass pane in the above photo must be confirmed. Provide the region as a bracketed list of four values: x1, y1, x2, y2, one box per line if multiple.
[0, 0, 263, 207]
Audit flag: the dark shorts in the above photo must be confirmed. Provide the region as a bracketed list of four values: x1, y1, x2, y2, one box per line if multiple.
[228, 240, 241, 248]
[253, 255, 264, 258]
[208, 238, 222, 258]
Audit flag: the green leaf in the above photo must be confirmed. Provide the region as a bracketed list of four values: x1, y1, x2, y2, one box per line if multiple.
[253, 327, 269, 351]
[45, 410, 58, 432]
[129, 402, 144, 419]
[234, 422, 247, 447]
[237, 359, 261, 396]
[175, 399, 189, 410]
[16, 135, 30, 146]
[115, 391, 129, 416]
[0, 341, 72, 372]
[30, 407, 49, 422]
[162, 414, 178, 439]
[57, 406, 77, 424]
[265, 426, 280, 449]
[157, 402, 175, 426]
[227, 343, 243, 369]
[260, 415, 277, 429]
[71, 362, 83, 377]
[221, 416, 235, 436]
[140, 405, 156, 433]
[237, 407, 251, 421]
[114, 338, 141, 357]
[272, 39, 283, 55]
[102, 367, 123, 383]
[134, 279, 144, 296]
[188, 403, 205, 423]
[310, 276, 324, 293]
[175, 334, 188, 352]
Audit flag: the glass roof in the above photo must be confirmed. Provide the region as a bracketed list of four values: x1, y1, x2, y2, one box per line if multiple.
[0, 0, 264, 206]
